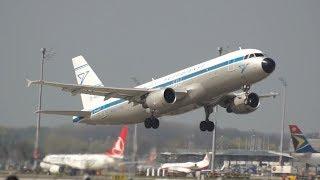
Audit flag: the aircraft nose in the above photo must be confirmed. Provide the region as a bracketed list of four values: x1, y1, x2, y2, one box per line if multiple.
[261, 58, 276, 73]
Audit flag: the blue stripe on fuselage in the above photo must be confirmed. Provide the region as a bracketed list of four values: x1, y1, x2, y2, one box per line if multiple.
[85, 56, 245, 117]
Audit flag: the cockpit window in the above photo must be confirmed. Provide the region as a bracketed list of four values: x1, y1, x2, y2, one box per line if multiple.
[245, 53, 264, 59]
[254, 53, 264, 57]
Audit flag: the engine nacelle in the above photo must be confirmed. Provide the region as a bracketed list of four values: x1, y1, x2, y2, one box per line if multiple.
[49, 164, 63, 174]
[143, 88, 176, 110]
[40, 162, 63, 174]
[227, 92, 260, 114]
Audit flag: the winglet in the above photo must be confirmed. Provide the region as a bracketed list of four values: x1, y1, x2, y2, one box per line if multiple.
[26, 79, 32, 87]
[270, 92, 279, 98]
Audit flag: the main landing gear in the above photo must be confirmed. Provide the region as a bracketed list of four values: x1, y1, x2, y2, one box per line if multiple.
[199, 105, 215, 132]
[144, 116, 160, 129]
[242, 84, 251, 104]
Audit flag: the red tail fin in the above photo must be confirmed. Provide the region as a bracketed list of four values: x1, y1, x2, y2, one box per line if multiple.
[106, 125, 128, 158]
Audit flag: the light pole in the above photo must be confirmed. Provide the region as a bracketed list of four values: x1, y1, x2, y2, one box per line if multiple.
[267, 136, 270, 151]
[250, 129, 256, 151]
[210, 106, 218, 172]
[210, 47, 223, 173]
[130, 77, 140, 173]
[33, 48, 46, 169]
[279, 77, 287, 165]
[132, 124, 137, 161]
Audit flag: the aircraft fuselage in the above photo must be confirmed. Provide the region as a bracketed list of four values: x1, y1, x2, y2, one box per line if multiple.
[75, 49, 274, 124]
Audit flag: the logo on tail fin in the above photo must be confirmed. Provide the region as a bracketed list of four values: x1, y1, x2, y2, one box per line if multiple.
[111, 137, 125, 156]
[77, 71, 89, 85]
[106, 126, 128, 158]
[289, 125, 302, 134]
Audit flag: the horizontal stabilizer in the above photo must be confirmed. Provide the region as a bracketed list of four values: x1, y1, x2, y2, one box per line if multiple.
[36, 110, 91, 117]
[259, 92, 279, 98]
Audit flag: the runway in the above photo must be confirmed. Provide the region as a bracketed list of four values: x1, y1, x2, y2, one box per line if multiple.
[0, 174, 292, 180]
[0, 174, 192, 180]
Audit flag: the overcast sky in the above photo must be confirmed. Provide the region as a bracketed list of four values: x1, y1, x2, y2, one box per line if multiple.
[1, 0, 319, 133]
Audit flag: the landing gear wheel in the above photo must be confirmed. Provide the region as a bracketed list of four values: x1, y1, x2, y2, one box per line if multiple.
[151, 118, 159, 129]
[207, 121, 215, 132]
[199, 121, 215, 131]
[226, 106, 232, 113]
[144, 118, 152, 129]
[200, 121, 207, 131]
[199, 105, 216, 132]
[145, 117, 160, 129]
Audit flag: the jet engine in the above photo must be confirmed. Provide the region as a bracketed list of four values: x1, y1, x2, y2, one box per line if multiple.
[143, 88, 176, 110]
[40, 162, 63, 174]
[49, 165, 63, 174]
[226, 92, 260, 114]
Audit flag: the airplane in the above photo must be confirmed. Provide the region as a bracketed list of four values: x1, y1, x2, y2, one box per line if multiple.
[160, 153, 210, 176]
[27, 48, 276, 131]
[40, 125, 128, 175]
[289, 124, 320, 166]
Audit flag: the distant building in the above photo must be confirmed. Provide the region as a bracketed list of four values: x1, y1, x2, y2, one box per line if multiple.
[309, 139, 320, 151]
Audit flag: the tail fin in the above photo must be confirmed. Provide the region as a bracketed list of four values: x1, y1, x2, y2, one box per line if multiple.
[204, 153, 209, 162]
[289, 125, 318, 153]
[146, 148, 157, 165]
[106, 125, 128, 158]
[72, 56, 105, 110]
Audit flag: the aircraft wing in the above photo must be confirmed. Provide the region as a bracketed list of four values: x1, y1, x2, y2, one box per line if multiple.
[36, 110, 91, 117]
[27, 79, 152, 102]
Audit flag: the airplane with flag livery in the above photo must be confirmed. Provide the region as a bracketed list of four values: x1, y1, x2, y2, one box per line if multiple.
[40, 125, 128, 174]
[28, 49, 277, 131]
[289, 124, 320, 166]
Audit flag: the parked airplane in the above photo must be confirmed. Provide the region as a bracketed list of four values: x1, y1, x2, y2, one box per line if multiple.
[160, 153, 210, 175]
[40, 125, 128, 174]
[28, 48, 276, 131]
[289, 124, 320, 166]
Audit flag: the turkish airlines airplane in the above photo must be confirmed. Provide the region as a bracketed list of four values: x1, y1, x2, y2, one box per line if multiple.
[40, 125, 128, 174]
[28, 48, 276, 131]
[289, 125, 320, 166]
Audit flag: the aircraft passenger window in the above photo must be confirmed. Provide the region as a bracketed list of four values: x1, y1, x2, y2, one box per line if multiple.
[249, 54, 255, 58]
[254, 53, 264, 57]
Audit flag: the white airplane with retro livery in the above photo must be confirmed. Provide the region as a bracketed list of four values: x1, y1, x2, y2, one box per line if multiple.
[27, 48, 277, 131]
